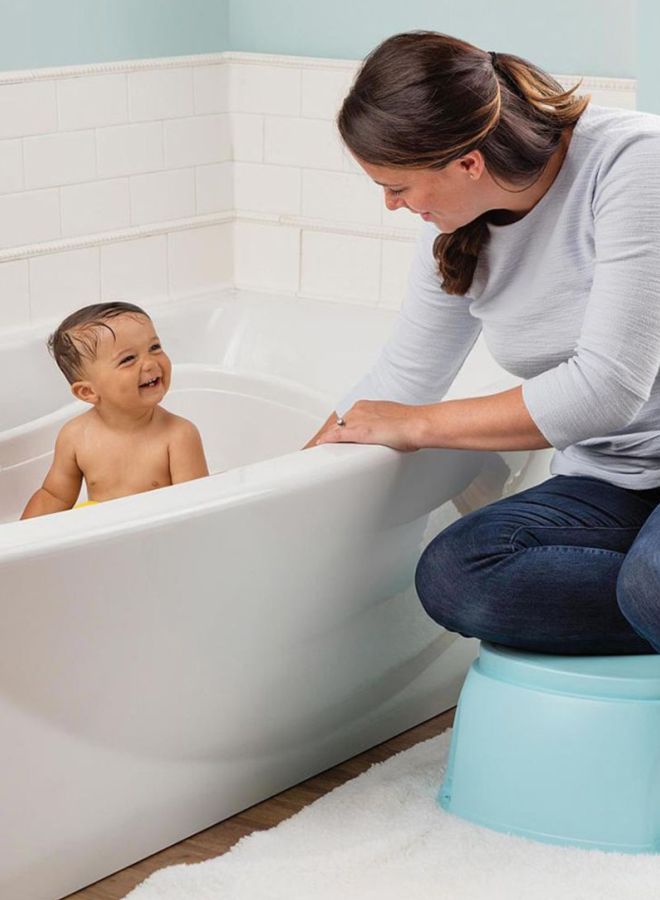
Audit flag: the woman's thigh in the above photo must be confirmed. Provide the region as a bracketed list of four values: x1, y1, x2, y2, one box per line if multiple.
[414, 474, 660, 655]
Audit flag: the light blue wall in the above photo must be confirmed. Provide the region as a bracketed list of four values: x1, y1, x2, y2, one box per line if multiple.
[0, 0, 229, 71]
[0, 0, 653, 107]
[637, 0, 660, 112]
[229, 0, 636, 78]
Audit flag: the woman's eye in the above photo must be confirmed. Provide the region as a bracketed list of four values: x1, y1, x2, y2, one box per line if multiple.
[389, 188, 405, 196]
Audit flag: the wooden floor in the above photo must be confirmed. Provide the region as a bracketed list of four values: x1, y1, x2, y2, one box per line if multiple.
[66, 706, 456, 899]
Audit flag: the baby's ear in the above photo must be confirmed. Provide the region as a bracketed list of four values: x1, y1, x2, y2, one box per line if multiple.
[71, 380, 99, 405]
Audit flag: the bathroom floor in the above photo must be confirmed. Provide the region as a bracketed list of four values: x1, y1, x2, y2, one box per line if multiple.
[65, 707, 457, 899]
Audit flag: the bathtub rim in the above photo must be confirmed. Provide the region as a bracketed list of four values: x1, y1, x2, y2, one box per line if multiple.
[0, 441, 409, 562]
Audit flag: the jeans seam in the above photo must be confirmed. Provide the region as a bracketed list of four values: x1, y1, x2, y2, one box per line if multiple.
[514, 545, 626, 559]
[509, 524, 640, 554]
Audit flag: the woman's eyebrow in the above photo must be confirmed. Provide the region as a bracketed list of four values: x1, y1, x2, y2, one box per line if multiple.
[373, 180, 404, 188]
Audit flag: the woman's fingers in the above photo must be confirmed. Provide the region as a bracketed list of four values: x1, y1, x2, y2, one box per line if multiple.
[314, 401, 419, 450]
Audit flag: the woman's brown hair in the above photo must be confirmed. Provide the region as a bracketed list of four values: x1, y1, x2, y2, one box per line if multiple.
[337, 31, 590, 296]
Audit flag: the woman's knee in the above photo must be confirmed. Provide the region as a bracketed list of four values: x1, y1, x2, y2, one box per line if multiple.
[617, 518, 660, 649]
[414, 509, 506, 634]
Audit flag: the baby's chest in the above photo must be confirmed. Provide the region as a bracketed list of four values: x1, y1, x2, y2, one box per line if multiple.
[80, 438, 171, 490]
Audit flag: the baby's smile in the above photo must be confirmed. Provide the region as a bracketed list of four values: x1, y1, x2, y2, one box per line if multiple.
[139, 375, 162, 390]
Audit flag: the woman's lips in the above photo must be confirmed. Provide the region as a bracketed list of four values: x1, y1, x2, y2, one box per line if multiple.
[420, 212, 433, 221]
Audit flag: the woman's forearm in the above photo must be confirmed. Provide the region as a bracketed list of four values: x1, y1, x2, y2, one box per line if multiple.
[416, 385, 551, 451]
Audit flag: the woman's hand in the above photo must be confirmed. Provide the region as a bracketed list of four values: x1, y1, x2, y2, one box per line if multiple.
[314, 400, 426, 452]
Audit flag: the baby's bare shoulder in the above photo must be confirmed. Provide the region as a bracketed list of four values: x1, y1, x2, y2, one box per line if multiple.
[159, 409, 201, 437]
[56, 410, 94, 445]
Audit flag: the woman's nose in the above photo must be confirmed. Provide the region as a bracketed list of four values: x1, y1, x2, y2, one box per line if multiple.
[384, 192, 405, 211]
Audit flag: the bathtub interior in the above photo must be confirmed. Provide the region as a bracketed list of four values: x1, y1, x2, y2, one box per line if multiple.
[0, 288, 514, 525]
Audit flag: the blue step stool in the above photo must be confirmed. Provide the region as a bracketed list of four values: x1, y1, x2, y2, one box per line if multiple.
[439, 641, 660, 853]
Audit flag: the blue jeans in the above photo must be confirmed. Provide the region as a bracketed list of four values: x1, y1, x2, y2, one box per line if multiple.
[415, 475, 660, 655]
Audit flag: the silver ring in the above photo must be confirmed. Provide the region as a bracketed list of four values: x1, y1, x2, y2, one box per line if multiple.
[336, 416, 346, 427]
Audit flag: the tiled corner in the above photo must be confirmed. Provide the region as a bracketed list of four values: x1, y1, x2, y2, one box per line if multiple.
[229, 113, 264, 162]
[229, 63, 301, 116]
[234, 162, 300, 216]
[301, 67, 355, 120]
[233, 220, 300, 292]
[302, 170, 381, 226]
[300, 230, 380, 304]
[168, 223, 233, 297]
[264, 116, 344, 170]
[194, 65, 229, 115]
[196, 162, 234, 214]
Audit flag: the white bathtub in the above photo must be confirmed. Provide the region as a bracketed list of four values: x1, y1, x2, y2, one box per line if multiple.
[0, 288, 552, 899]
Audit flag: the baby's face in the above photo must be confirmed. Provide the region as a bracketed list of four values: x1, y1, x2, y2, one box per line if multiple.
[74, 313, 172, 411]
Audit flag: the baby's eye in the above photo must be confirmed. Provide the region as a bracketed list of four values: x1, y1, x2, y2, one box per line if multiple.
[120, 355, 135, 365]
[150, 343, 162, 352]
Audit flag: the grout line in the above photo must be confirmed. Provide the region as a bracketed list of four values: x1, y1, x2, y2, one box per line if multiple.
[0, 51, 637, 94]
[0, 211, 417, 265]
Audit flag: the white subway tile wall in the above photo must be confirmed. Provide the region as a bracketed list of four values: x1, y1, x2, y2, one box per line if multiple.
[29, 248, 100, 321]
[233, 220, 300, 293]
[195, 162, 234, 214]
[300, 230, 381, 305]
[0, 53, 636, 331]
[101, 235, 169, 304]
[0, 258, 29, 328]
[234, 162, 301, 215]
[0, 189, 61, 247]
[380, 239, 417, 310]
[61, 178, 131, 237]
[57, 74, 128, 131]
[168, 223, 233, 297]
[0, 140, 23, 195]
[130, 168, 196, 225]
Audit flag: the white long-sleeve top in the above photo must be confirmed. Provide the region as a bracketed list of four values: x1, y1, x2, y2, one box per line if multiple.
[336, 102, 660, 489]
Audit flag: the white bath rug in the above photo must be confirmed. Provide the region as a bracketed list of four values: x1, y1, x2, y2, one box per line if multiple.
[124, 728, 660, 900]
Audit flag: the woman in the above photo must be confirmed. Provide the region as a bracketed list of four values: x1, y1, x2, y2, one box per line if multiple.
[309, 31, 660, 655]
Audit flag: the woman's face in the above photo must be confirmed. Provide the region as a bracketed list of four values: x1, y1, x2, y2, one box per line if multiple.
[357, 153, 488, 233]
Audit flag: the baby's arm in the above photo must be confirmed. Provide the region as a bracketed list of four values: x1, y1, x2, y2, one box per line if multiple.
[20, 422, 83, 519]
[168, 419, 209, 484]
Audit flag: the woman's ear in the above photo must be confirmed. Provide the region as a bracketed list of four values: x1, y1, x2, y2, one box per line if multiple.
[71, 380, 99, 406]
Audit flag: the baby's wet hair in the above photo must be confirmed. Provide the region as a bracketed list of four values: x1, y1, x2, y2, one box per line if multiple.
[48, 301, 150, 384]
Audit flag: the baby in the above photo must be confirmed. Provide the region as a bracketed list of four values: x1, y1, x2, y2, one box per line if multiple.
[21, 301, 209, 519]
